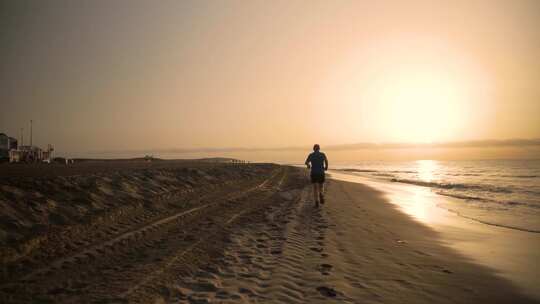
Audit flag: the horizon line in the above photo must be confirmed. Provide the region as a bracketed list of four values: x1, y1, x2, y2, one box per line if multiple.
[81, 138, 540, 155]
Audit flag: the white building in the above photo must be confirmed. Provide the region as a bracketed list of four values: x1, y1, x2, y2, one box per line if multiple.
[0, 133, 18, 159]
[9, 145, 55, 163]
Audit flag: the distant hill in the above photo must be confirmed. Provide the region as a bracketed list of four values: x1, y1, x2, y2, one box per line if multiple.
[196, 157, 239, 163]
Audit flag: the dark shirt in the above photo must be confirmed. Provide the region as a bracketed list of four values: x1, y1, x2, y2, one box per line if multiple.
[306, 151, 328, 174]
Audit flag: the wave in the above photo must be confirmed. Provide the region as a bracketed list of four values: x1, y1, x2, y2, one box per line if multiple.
[436, 191, 540, 209]
[372, 173, 395, 177]
[390, 178, 514, 193]
[339, 168, 417, 174]
[435, 205, 540, 233]
[446, 173, 482, 177]
[389, 170, 417, 174]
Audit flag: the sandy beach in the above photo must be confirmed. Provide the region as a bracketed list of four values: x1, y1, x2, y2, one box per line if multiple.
[0, 162, 536, 303]
[2, 0, 539, 302]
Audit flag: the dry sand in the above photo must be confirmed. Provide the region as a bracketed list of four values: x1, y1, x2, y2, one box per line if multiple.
[0, 162, 536, 303]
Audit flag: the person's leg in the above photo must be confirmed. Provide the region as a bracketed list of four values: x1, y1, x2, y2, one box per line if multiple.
[310, 173, 319, 206]
[316, 183, 322, 206]
[319, 181, 325, 204]
[312, 183, 319, 204]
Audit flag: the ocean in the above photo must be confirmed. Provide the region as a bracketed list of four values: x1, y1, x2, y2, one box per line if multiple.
[331, 159, 540, 233]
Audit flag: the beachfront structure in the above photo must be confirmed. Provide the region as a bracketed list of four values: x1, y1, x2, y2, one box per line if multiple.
[0, 133, 18, 159]
[10, 145, 42, 163]
[8, 144, 54, 163]
[2, 130, 55, 163]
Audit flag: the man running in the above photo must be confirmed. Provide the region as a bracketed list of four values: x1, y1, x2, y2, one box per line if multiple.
[305, 144, 329, 207]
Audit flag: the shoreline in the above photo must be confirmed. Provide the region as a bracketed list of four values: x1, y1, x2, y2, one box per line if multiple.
[315, 178, 536, 303]
[0, 162, 537, 303]
[329, 170, 540, 300]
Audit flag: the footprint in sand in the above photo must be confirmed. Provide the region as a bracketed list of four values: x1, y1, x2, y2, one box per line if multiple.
[238, 287, 256, 296]
[316, 286, 338, 297]
[270, 249, 282, 255]
[318, 263, 333, 275]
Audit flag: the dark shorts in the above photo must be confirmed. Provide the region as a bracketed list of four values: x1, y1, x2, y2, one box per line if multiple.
[310, 172, 325, 184]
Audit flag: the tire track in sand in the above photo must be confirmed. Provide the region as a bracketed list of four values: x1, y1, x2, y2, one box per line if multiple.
[0, 168, 285, 303]
[119, 168, 288, 298]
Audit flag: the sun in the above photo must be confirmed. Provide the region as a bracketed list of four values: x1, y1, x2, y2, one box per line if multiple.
[317, 36, 487, 144]
[380, 70, 466, 143]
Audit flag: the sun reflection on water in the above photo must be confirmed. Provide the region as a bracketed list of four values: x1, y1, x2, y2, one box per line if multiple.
[400, 187, 432, 222]
[396, 160, 441, 222]
[416, 159, 439, 182]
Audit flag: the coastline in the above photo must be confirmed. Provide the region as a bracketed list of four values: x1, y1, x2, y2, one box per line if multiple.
[0, 162, 537, 303]
[329, 170, 540, 301]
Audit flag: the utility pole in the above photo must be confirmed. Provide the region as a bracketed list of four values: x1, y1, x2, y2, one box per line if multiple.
[21, 128, 24, 146]
[30, 120, 33, 147]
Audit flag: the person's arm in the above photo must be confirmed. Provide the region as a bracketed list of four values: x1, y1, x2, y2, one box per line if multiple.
[324, 154, 329, 171]
[305, 154, 311, 169]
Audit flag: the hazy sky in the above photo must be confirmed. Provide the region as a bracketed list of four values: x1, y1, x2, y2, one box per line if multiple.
[1, 0, 539, 159]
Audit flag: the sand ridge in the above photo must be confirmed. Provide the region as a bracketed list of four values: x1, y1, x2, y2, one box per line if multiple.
[0, 163, 290, 302]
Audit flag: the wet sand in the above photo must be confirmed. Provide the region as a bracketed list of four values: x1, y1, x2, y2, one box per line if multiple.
[0, 163, 536, 303]
[330, 170, 540, 300]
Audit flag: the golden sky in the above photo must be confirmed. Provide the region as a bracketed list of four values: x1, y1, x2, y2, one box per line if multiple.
[1, 0, 539, 160]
